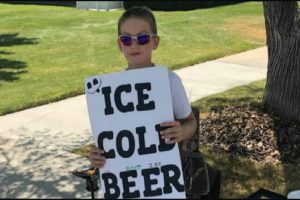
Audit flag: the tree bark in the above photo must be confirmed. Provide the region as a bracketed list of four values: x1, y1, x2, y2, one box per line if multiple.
[263, 1, 300, 122]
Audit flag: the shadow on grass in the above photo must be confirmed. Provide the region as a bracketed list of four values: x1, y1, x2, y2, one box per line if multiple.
[0, 33, 39, 83]
[0, 33, 38, 47]
[0, 58, 27, 81]
[0, 51, 13, 55]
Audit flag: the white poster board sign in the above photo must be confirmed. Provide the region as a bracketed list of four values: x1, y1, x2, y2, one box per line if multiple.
[84, 67, 186, 198]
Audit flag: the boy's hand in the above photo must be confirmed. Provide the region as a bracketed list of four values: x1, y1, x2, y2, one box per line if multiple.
[89, 147, 106, 168]
[160, 121, 184, 144]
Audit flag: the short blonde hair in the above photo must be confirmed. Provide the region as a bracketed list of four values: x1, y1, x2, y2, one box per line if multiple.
[117, 6, 157, 35]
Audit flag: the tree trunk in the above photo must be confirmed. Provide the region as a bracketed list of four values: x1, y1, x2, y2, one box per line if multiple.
[263, 1, 300, 122]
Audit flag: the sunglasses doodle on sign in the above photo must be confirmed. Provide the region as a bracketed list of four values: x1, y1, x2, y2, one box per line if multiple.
[86, 77, 101, 94]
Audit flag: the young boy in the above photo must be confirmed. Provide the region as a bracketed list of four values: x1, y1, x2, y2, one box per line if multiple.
[89, 6, 197, 168]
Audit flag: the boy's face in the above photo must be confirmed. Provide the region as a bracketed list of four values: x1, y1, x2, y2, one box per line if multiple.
[118, 17, 160, 69]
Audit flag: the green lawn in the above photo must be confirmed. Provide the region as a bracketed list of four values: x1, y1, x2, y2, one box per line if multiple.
[0, 2, 266, 115]
[201, 147, 300, 198]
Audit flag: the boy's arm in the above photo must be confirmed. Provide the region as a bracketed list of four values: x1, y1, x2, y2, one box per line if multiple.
[160, 112, 197, 144]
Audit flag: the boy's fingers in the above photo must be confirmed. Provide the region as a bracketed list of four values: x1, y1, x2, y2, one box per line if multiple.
[162, 134, 178, 141]
[91, 159, 105, 164]
[89, 147, 106, 168]
[89, 149, 106, 162]
[91, 162, 105, 168]
[93, 160, 106, 165]
[168, 137, 179, 144]
[90, 157, 106, 167]
[160, 121, 180, 127]
[90, 154, 106, 161]
[91, 148, 104, 154]
[160, 127, 177, 135]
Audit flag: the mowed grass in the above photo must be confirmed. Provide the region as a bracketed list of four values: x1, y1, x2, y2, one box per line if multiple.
[72, 79, 300, 198]
[0, 2, 266, 115]
[201, 147, 300, 198]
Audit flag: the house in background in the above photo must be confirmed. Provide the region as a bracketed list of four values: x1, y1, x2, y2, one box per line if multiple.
[76, 1, 123, 11]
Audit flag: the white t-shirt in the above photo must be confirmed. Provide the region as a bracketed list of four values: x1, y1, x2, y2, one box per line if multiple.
[155, 65, 191, 120]
[168, 69, 192, 120]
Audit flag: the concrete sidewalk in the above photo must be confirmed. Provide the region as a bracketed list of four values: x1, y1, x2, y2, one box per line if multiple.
[0, 46, 268, 198]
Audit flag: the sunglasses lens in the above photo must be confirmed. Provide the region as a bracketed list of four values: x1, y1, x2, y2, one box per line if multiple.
[119, 34, 153, 46]
[120, 36, 132, 46]
[137, 34, 151, 45]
